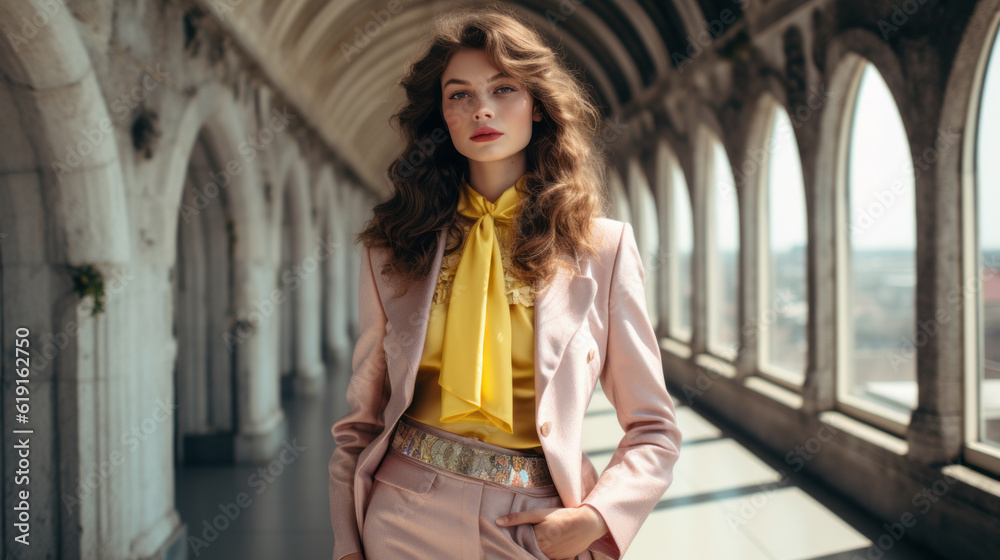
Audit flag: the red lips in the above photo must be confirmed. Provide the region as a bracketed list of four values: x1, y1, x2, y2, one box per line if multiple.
[470, 126, 503, 140]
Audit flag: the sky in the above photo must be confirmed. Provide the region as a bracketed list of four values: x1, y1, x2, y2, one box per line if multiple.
[845, 63, 917, 251]
[767, 108, 807, 252]
[978, 29, 1000, 253]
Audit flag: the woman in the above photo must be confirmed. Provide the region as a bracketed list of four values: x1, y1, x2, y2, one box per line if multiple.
[329, 5, 682, 560]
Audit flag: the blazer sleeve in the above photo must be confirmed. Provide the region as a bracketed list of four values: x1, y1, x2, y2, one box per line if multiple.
[582, 221, 683, 560]
[329, 243, 391, 560]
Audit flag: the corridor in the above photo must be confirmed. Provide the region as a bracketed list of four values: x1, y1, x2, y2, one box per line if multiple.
[176, 366, 940, 560]
[2, 0, 999, 559]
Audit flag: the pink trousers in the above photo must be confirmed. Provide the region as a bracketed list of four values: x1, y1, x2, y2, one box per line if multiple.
[361, 418, 581, 560]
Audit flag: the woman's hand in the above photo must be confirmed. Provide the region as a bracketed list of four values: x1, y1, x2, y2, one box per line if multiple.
[496, 504, 609, 559]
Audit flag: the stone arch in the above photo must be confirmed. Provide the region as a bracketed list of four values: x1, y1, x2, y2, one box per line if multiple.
[0, 1, 130, 265]
[652, 136, 694, 342]
[744, 92, 812, 385]
[330, 3, 625, 170]
[605, 167, 632, 223]
[271, 142, 325, 395]
[162, 82, 286, 463]
[821, 29, 912, 147]
[343, 179, 373, 339]
[172, 136, 239, 465]
[692, 106, 729, 171]
[624, 153, 660, 328]
[692, 110, 739, 360]
[814, 28, 919, 438]
[315, 165, 352, 373]
[940, 0, 1000, 469]
[738, 92, 783, 380]
[0, 1, 178, 558]
[691, 105, 731, 209]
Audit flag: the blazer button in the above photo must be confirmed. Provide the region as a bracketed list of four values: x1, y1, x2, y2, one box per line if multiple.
[587, 348, 596, 363]
[540, 421, 551, 437]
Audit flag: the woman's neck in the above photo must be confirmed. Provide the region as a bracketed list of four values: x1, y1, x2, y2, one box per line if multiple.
[467, 155, 527, 204]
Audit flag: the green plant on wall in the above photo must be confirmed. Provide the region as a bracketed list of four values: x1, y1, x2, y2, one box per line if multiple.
[71, 265, 106, 316]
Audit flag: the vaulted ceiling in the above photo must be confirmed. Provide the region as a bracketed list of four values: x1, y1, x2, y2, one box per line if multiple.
[207, 0, 744, 193]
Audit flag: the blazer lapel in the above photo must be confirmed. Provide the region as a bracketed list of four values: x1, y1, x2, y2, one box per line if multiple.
[376, 227, 597, 409]
[378, 228, 446, 403]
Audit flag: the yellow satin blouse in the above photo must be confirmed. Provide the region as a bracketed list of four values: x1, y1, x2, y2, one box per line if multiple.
[402, 177, 542, 450]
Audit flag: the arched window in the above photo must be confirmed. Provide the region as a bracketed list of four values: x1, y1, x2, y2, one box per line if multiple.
[707, 134, 740, 358]
[626, 156, 661, 328]
[760, 104, 808, 384]
[838, 62, 917, 427]
[666, 149, 694, 341]
[973, 21, 1000, 457]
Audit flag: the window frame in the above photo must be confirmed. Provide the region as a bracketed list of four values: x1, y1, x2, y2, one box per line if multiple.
[754, 97, 809, 391]
[702, 129, 741, 361]
[962, 10, 1000, 476]
[661, 142, 694, 344]
[834, 58, 915, 438]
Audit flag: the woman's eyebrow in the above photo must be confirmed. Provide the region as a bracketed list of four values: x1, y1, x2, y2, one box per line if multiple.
[442, 72, 508, 88]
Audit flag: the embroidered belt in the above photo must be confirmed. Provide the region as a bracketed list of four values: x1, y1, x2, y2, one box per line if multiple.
[389, 419, 554, 488]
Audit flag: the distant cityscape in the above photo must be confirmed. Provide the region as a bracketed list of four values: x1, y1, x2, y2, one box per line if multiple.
[677, 246, 1000, 444]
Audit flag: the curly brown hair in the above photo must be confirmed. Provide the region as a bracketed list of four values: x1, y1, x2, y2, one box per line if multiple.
[355, 2, 611, 294]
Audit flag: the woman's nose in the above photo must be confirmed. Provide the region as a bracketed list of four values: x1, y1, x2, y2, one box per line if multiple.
[474, 103, 494, 120]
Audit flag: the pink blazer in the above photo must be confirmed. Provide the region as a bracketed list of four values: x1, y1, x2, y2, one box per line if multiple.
[329, 217, 683, 560]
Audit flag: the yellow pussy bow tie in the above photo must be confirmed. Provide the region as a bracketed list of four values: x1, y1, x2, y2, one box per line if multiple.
[438, 174, 528, 434]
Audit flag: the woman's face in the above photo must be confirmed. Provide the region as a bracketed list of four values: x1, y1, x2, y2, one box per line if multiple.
[440, 48, 542, 164]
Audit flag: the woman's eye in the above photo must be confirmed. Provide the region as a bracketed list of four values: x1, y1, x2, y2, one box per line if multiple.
[448, 86, 515, 100]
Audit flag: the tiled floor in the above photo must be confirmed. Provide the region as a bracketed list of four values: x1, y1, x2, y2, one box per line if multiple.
[175, 368, 943, 560]
[583, 391, 939, 560]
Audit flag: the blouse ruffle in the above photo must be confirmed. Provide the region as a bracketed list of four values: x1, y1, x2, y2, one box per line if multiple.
[432, 236, 536, 308]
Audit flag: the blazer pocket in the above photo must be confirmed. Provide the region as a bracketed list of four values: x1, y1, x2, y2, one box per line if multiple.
[373, 456, 437, 495]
